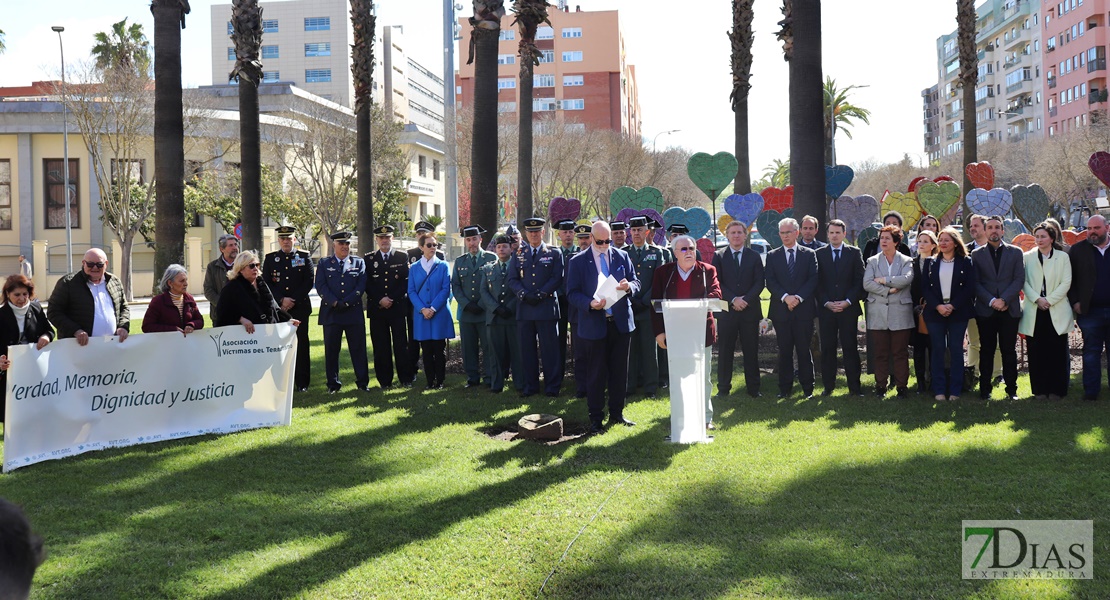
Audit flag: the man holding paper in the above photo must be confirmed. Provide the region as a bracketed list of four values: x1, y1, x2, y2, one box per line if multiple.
[567, 221, 640, 433]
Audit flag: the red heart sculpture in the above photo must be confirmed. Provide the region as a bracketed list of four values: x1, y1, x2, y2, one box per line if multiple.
[907, 176, 928, 193]
[1088, 152, 1110, 189]
[1011, 233, 1036, 252]
[933, 175, 955, 183]
[1074, 229, 1089, 243]
[761, 185, 794, 212]
[965, 162, 995, 189]
[1062, 230, 1080, 246]
[696, 238, 715, 260]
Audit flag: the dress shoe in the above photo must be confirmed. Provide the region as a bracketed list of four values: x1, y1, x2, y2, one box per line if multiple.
[873, 386, 887, 397]
[934, 394, 947, 402]
[706, 421, 716, 431]
[1007, 394, 1020, 401]
[896, 388, 908, 398]
[297, 386, 309, 393]
[327, 389, 339, 395]
[1084, 396, 1098, 402]
[359, 386, 373, 392]
[609, 417, 636, 427]
[644, 388, 658, 397]
[748, 391, 762, 398]
[803, 389, 815, 399]
[993, 375, 1004, 386]
[589, 421, 605, 433]
[661, 381, 669, 389]
[822, 388, 834, 397]
[776, 393, 787, 399]
[465, 381, 481, 388]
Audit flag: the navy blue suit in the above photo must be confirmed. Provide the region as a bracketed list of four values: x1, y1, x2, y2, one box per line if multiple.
[507, 243, 564, 395]
[567, 247, 641, 424]
[315, 254, 369, 391]
[765, 244, 819, 394]
[922, 255, 978, 396]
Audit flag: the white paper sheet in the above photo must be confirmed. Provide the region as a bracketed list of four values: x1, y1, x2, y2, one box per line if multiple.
[593, 274, 628, 306]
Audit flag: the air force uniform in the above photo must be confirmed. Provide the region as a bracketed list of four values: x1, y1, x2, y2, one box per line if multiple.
[506, 218, 564, 396]
[315, 232, 370, 392]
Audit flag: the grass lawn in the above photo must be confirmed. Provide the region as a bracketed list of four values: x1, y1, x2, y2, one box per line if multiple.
[1, 317, 1108, 599]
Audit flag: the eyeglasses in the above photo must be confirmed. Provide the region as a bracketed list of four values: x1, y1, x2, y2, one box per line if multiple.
[424, 243, 438, 248]
[676, 247, 695, 253]
[247, 263, 261, 270]
[594, 239, 612, 245]
[84, 261, 105, 269]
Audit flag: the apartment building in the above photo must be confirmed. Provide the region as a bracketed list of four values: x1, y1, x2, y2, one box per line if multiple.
[1043, 0, 1109, 135]
[455, 4, 641, 137]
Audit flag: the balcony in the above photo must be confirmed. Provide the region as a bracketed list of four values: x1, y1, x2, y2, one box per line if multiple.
[1006, 79, 1031, 94]
[1048, 77, 1057, 89]
[946, 108, 962, 120]
[1004, 56, 1023, 69]
[948, 130, 962, 140]
[1089, 58, 1106, 73]
[1004, 107, 1025, 119]
[1049, 106, 1058, 117]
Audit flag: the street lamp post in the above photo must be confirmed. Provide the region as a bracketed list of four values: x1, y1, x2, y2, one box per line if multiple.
[652, 129, 680, 153]
[52, 25, 73, 273]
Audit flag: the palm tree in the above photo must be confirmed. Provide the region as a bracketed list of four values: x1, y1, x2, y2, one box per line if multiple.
[512, 0, 551, 222]
[0, 29, 7, 54]
[763, 158, 790, 188]
[151, 0, 191, 291]
[823, 76, 871, 166]
[782, 0, 825, 229]
[230, 0, 264, 252]
[957, 0, 978, 209]
[351, 0, 376, 241]
[729, 0, 754, 194]
[468, 1, 506, 244]
[92, 19, 151, 76]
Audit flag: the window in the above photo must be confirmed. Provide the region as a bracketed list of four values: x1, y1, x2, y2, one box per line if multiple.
[261, 45, 279, 59]
[262, 19, 279, 33]
[227, 47, 235, 61]
[563, 75, 584, 86]
[418, 155, 427, 178]
[539, 50, 555, 63]
[0, 159, 11, 230]
[497, 53, 516, 65]
[562, 27, 582, 38]
[110, 159, 145, 187]
[562, 51, 583, 62]
[499, 29, 516, 41]
[44, 158, 79, 229]
[534, 98, 556, 111]
[562, 98, 584, 110]
[304, 42, 331, 57]
[498, 77, 516, 90]
[497, 101, 517, 113]
[305, 69, 332, 83]
[262, 71, 280, 82]
[534, 73, 555, 87]
[227, 21, 234, 35]
[304, 17, 330, 31]
[567, 123, 586, 132]
[537, 26, 554, 40]
[433, 160, 441, 181]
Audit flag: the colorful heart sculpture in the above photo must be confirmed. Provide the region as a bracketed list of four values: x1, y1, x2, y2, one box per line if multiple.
[939, 201, 961, 228]
[723, 193, 764, 227]
[614, 208, 666, 245]
[856, 224, 880, 249]
[687, 152, 739, 200]
[663, 206, 713, 239]
[1011, 233, 1036, 252]
[907, 176, 928, 192]
[717, 214, 734, 234]
[609, 186, 664, 216]
[761, 186, 794, 212]
[966, 187, 1013, 216]
[1074, 230, 1089, 243]
[832, 194, 879, 237]
[934, 175, 955, 183]
[755, 209, 794, 248]
[548, 197, 581, 224]
[696, 238, 716, 259]
[1003, 218, 1027, 242]
[915, 180, 961, 219]
[1010, 184, 1051, 229]
[965, 162, 995, 190]
[880, 191, 923, 230]
[1088, 151, 1110, 188]
[825, 165, 855, 199]
[1062, 230, 1080, 246]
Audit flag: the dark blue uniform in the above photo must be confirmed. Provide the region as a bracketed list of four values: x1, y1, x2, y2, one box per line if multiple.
[263, 248, 314, 390]
[507, 243, 564, 396]
[315, 254, 369, 391]
[366, 249, 414, 387]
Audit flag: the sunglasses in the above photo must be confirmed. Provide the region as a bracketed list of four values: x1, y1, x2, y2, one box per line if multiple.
[676, 247, 695, 253]
[594, 239, 612, 245]
[424, 243, 439, 248]
[247, 263, 261, 269]
[84, 261, 105, 269]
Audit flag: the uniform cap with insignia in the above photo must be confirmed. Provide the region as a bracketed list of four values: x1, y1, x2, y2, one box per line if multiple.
[667, 223, 690, 235]
[275, 225, 296, 238]
[460, 224, 487, 237]
[413, 220, 435, 234]
[504, 224, 519, 236]
[556, 220, 576, 231]
[610, 221, 627, 231]
[373, 225, 395, 237]
[627, 216, 649, 228]
[522, 217, 546, 232]
[494, 234, 513, 246]
[574, 224, 592, 238]
[650, 217, 664, 229]
[331, 231, 353, 243]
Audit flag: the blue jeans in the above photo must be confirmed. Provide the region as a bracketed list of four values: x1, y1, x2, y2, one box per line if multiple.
[1076, 307, 1110, 398]
[927, 319, 968, 397]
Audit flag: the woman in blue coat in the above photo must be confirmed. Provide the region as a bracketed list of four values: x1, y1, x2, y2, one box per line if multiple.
[409, 233, 455, 389]
[922, 227, 978, 402]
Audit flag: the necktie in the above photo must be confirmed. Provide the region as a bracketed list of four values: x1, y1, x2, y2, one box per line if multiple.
[787, 248, 795, 276]
[734, 250, 742, 268]
[834, 248, 840, 263]
[600, 252, 612, 315]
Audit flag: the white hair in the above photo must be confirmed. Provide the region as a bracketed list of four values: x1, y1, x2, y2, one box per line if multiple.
[779, 218, 799, 231]
[670, 235, 696, 250]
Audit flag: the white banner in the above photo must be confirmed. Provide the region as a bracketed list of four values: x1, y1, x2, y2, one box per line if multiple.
[3, 324, 297, 472]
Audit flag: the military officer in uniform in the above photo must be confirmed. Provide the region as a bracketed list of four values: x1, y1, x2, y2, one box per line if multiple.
[507, 217, 565, 397]
[666, 223, 703, 262]
[611, 220, 628, 250]
[314, 232, 370, 393]
[555, 220, 578, 368]
[365, 225, 414, 388]
[453, 224, 497, 387]
[625, 215, 670, 396]
[480, 234, 523, 393]
[406, 220, 443, 377]
[575, 224, 593, 251]
[262, 226, 315, 391]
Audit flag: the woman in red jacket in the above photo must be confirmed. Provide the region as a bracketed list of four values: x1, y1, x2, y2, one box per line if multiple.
[142, 264, 204, 335]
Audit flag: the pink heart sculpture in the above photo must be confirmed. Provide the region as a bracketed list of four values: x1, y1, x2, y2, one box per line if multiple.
[761, 186, 794, 212]
[907, 176, 928, 192]
[966, 162, 995, 190]
[696, 238, 715, 260]
[548, 197, 581, 224]
[614, 208, 666, 246]
[939, 201, 960, 228]
[831, 194, 879, 238]
[1011, 233, 1036, 252]
[1089, 152, 1110, 189]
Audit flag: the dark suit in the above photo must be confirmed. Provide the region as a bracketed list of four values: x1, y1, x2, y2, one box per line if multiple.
[366, 249, 414, 387]
[923, 255, 978, 396]
[1068, 239, 1110, 398]
[765, 244, 819, 395]
[0, 301, 54, 423]
[971, 242, 1025, 396]
[263, 249, 314, 389]
[405, 246, 444, 374]
[711, 246, 765, 396]
[567, 247, 640, 424]
[507, 243, 564, 395]
[315, 254, 370, 391]
[815, 244, 865, 394]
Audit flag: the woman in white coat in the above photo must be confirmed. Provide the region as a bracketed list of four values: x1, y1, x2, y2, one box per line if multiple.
[863, 226, 916, 397]
[1019, 223, 1073, 400]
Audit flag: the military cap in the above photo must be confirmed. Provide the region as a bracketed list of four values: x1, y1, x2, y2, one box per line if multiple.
[373, 225, 395, 237]
[610, 221, 627, 231]
[649, 217, 664, 229]
[556, 219, 576, 231]
[667, 223, 690, 235]
[331, 231, 353, 242]
[275, 225, 296, 238]
[522, 217, 546, 231]
[494, 234, 513, 246]
[505, 224, 519, 236]
[574, 224, 592, 238]
[627, 216, 649, 228]
[413, 220, 435, 234]
[460, 224, 486, 237]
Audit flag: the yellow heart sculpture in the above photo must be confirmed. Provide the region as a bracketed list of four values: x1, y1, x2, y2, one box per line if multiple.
[880, 191, 923, 231]
[717, 214, 734, 234]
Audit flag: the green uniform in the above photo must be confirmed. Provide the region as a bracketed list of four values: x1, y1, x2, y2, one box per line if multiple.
[452, 249, 497, 385]
[479, 259, 523, 392]
[627, 242, 670, 394]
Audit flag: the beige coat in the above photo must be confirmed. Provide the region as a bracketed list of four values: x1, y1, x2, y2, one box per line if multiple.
[863, 251, 915, 331]
[1019, 248, 1074, 336]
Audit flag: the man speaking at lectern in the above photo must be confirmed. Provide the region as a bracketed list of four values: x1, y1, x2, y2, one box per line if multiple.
[651, 235, 723, 430]
[567, 221, 640, 434]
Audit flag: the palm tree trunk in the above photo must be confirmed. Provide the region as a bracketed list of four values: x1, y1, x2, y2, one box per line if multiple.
[730, 0, 754, 195]
[352, 0, 376, 241]
[470, 23, 502, 244]
[517, 59, 535, 221]
[151, 0, 188, 289]
[232, 0, 263, 252]
[957, 0, 978, 221]
[788, 0, 825, 226]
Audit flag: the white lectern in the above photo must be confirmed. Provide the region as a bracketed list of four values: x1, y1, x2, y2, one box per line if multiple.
[654, 298, 727, 443]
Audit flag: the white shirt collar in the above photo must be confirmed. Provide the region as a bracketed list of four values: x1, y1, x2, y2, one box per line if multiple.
[677, 264, 695, 280]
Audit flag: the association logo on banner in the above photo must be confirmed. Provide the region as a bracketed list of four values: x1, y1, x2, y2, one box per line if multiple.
[962, 520, 1093, 579]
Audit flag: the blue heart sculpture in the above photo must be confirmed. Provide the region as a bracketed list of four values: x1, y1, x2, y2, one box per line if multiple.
[723, 193, 764, 227]
[825, 165, 855, 199]
[755, 208, 794, 248]
[662, 206, 713, 239]
[966, 187, 1013, 216]
[1003, 218, 1027, 242]
[856, 224, 880, 249]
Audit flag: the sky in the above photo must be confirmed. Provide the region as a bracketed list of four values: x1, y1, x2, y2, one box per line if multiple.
[0, 0, 958, 180]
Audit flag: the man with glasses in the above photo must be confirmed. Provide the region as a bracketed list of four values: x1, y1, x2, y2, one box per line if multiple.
[765, 218, 818, 399]
[48, 248, 130, 345]
[262, 226, 315, 392]
[507, 217, 565, 397]
[204, 233, 239, 322]
[453, 225, 497, 388]
[314, 232, 370, 393]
